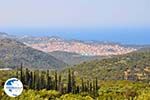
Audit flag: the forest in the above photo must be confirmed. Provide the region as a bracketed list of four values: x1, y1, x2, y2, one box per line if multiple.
[0, 50, 150, 100]
[0, 66, 150, 100]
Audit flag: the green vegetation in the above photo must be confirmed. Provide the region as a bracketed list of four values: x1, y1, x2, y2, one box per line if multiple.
[1, 76, 150, 100]
[62, 50, 150, 80]
[49, 51, 104, 65]
[0, 44, 150, 99]
[16, 67, 99, 95]
[0, 68, 100, 100]
[0, 67, 150, 100]
[0, 38, 67, 69]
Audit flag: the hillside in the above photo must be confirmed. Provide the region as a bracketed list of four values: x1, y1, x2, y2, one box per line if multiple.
[15, 35, 136, 56]
[0, 32, 17, 39]
[18, 36, 63, 44]
[0, 38, 67, 69]
[62, 49, 150, 80]
[49, 51, 106, 65]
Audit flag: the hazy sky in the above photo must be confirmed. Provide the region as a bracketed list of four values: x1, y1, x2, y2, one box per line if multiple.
[0, 0, 150, 28]
[0, 0, 150, 44]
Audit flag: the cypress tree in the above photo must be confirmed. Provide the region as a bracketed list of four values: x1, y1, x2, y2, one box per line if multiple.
[67, 69, 72, 93]
[46, 70, 50, 90]
[95, 77, 98, 92]
[25, 68, 30, 85]
[20, 63, 23, 83]
[81, 78, 85, 92]
[58, 74, 61, 90]
[60, 83, 64, 94]
[40, 71, 45, 89]
[76, 86, 80, 94]
[33, 71, 36, 90]
[92, 80, 96, 95]
[89, 82, 92, 93]
[16, 66, 19, 78]
[29, 71, 33, 89]
[92, 78, 99, 96]
[36, 70, 40, 90]
[47, 76, 52, 90]
[84, 81, 88, 92]
[58, 74, 63, 93]
[95, 77, 99, 96]
[86, 80, 90, 92]
[54, 71, 58, 90]
[71, 71, 76, 93]
[34, 70, 40, 90]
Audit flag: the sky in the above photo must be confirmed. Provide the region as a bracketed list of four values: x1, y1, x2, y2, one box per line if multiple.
[0, 0, 150, 44]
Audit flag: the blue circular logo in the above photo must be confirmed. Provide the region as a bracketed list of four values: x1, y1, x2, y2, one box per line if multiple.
[4, 78, 23, 97]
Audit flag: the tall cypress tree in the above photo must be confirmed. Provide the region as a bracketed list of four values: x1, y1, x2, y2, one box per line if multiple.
[58, 74, 62, 93]
[16, 66, 19, 78]
[34, 70, 40, 90]
[46, 70, 50, 90]
[54, 71, 58, 90]
[40, 71, 45, 89]
[95, 77, 98, 92]
[92, 78, 99, 96]
[92, 79, 96, 95]
[25, 68, 30, 85]
[67, 69, 72, 93]
[47, 76, 52, 90]
[89, 82, 92, 93]
[81, 78, 85, 92]
[71, 71, 76, 93]
[86, 80, 90, 92]
[76, 86, 80, 94]
[20, 63, 23, 83]
[33, 71, 36, 90]
[60, 82, 64, 94]
[29, 71, 33, 89]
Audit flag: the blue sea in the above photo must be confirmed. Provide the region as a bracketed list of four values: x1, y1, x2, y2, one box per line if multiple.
[1, 27, 150, 45]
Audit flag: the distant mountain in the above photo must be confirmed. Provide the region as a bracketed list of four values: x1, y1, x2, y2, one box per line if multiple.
[18, 36, 63, 44]
[49, 51, 107, 65]
[124, 44, 150, 49]
[62, 49, 150, 80]
[0, 32, 8, 37]
[0, 38, 67, 69]
[0, 32, 17, 39]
